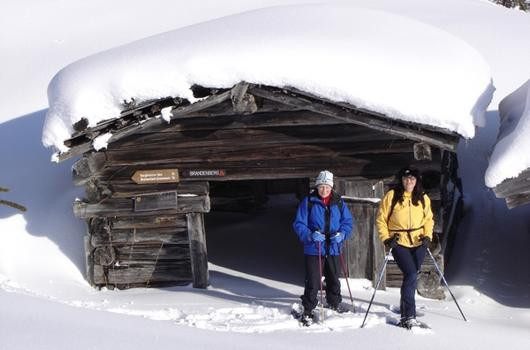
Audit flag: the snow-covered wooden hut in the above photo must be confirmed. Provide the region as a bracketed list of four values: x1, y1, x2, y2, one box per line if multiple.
[43, 5, 493, 296]
[486, 79, 530, 209]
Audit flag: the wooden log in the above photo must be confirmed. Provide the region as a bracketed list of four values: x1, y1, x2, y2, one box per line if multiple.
[249, 85, 460, 151]
[106, 125, 404, 153]
[90, 227, 189, 247]
[84, 234, 95, 286]
[112, 244, 190, 262]
[187, 212, 209, 288]
[134, 109, 342, 134]
[493, 168, 530, 197]
[73, 195, 210, 218]
[506, 192, 530, 209]
[104, 141, 414, 167]
[72, 153, 107, 186]
[82, 156, 423, 183]
[109, 215, 188, 230]
[93, 262, 192, 285]
[109, 181, 209, 199]
[231, 82, 258, 114]
[413, 142, 432, 161]
[93, 245, 117, 266]
[92, 243, 190, 265]
[133, 191, 177, 212]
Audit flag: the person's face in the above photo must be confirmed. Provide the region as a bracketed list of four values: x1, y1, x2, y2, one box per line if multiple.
[317, 184, 332, 198]
[402, 176, 417, 193]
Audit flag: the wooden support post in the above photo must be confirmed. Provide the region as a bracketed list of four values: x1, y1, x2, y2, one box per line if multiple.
[187, 212, 209, 288]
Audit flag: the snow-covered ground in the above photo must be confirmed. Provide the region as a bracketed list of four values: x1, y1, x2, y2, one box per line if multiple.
[1, 1, 530, 349]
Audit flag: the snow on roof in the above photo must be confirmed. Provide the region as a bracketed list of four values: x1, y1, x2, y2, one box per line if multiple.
[485, 79, 530, 188]
[42, 4, 494, 153]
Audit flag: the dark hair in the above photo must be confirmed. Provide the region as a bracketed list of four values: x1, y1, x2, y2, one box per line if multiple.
[394, 166, 425, 206]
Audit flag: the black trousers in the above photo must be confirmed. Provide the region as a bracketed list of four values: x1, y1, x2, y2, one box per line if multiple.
[392, 245, 426, 319]
[301, 255, 342, 312]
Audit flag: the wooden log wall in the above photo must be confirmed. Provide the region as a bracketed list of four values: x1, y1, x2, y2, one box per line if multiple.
[73, 110, 444, 187]
[79, 182, 209, 289]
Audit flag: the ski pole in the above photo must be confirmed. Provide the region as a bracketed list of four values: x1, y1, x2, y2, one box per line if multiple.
[338, 252, 356, 313]
[318, 241, 324, 321]
[361, 248, 393, 328]
[426, 248, 467, 322]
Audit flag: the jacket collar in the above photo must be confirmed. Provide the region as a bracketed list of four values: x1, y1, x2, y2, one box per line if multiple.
[309, 190, 342, 206]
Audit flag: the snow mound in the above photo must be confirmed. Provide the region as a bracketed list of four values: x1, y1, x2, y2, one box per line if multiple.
[485, 79, 530, 187]
[42, 4, 493, 152]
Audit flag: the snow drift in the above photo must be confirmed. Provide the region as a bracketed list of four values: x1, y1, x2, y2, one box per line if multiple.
[485, 79, 530, 187]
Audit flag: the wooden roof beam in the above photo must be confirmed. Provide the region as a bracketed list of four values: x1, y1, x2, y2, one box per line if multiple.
[248, 85, 460, 152]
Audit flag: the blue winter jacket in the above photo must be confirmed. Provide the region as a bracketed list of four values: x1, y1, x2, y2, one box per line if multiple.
[293, 191, 354, 256]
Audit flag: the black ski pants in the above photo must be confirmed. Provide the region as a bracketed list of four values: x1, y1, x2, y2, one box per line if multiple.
[392, 244, 426, 319]
[301, 254, 342, 312]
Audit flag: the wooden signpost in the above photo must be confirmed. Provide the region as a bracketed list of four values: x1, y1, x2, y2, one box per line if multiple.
[132, 169, 179, 184]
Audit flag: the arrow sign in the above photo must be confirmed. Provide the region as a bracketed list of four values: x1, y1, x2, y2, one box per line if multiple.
[131, 169, 179, 184]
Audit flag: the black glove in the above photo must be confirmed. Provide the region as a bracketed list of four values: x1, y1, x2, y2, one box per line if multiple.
[421, 236, 431, 248]
[384, 236, 399, 249]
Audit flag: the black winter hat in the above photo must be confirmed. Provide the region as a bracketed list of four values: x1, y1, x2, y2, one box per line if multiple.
[398, 166, 421, 179]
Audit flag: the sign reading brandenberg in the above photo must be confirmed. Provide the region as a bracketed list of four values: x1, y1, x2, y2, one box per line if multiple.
[131, 169, 179, 184]
[188, 169, 226, 177]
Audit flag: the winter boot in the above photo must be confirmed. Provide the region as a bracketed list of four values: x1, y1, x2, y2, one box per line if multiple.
[327, 303, 350, 314]
[399, 317, 422, 330]
[300, 309, 315, 326]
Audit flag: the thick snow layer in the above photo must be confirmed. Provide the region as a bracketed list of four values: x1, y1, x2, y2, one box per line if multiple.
[485, 79, 530, 187]
[42, 4, 494, 152]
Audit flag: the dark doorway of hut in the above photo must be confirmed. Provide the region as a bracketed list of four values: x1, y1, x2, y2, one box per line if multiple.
[205, 179, 307, 285]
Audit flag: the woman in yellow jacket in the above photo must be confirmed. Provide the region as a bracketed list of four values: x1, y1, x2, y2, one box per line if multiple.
[376, 166, 434, 329]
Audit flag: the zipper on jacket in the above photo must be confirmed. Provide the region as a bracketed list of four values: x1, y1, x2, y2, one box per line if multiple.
[407, 199, 413, 245]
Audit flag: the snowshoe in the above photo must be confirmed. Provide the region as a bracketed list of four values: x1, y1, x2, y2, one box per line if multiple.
[389, 304, 425, 317]
[326, 303, 351, 314]
[291, 309, 315, 327]
[398, 317, 431, 330]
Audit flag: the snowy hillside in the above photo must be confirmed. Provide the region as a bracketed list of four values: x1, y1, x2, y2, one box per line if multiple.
[1, 1, 529, 349]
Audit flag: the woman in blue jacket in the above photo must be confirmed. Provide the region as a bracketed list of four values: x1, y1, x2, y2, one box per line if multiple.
[293, 170, 354, 322]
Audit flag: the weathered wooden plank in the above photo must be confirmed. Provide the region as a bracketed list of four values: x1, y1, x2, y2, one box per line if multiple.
[104, 142, 413, 167]
[105, 215, 188, 230]
[106, 126, 405, 153]
[79, 157, 426, 184]
[135, 109, 342, 134]
[230, 82, 258, 114]
[187, 212, 209, 288]
[109, 181, 209, 199]
[74, 195, 210, 218]
[90, 227, 189, 247]
[58, 91, 232, 162]
[92, 244, 190, 265]
[93, 263, 192, 285]
[249, 85, 460, 151]
[133, 191, 178, 212]
[493, 168, 530, 197]
[506, 192, 530, 209]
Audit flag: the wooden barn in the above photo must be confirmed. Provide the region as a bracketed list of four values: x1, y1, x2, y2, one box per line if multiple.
[57, 82, 463, 298]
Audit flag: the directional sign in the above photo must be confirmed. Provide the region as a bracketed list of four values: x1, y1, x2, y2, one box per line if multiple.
[131, 169, 179, 184]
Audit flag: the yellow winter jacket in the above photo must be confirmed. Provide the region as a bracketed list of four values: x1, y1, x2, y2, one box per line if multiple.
[376, 190, 434, 248]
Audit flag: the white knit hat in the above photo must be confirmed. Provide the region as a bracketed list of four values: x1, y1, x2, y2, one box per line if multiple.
[315, 170, 334, 187]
